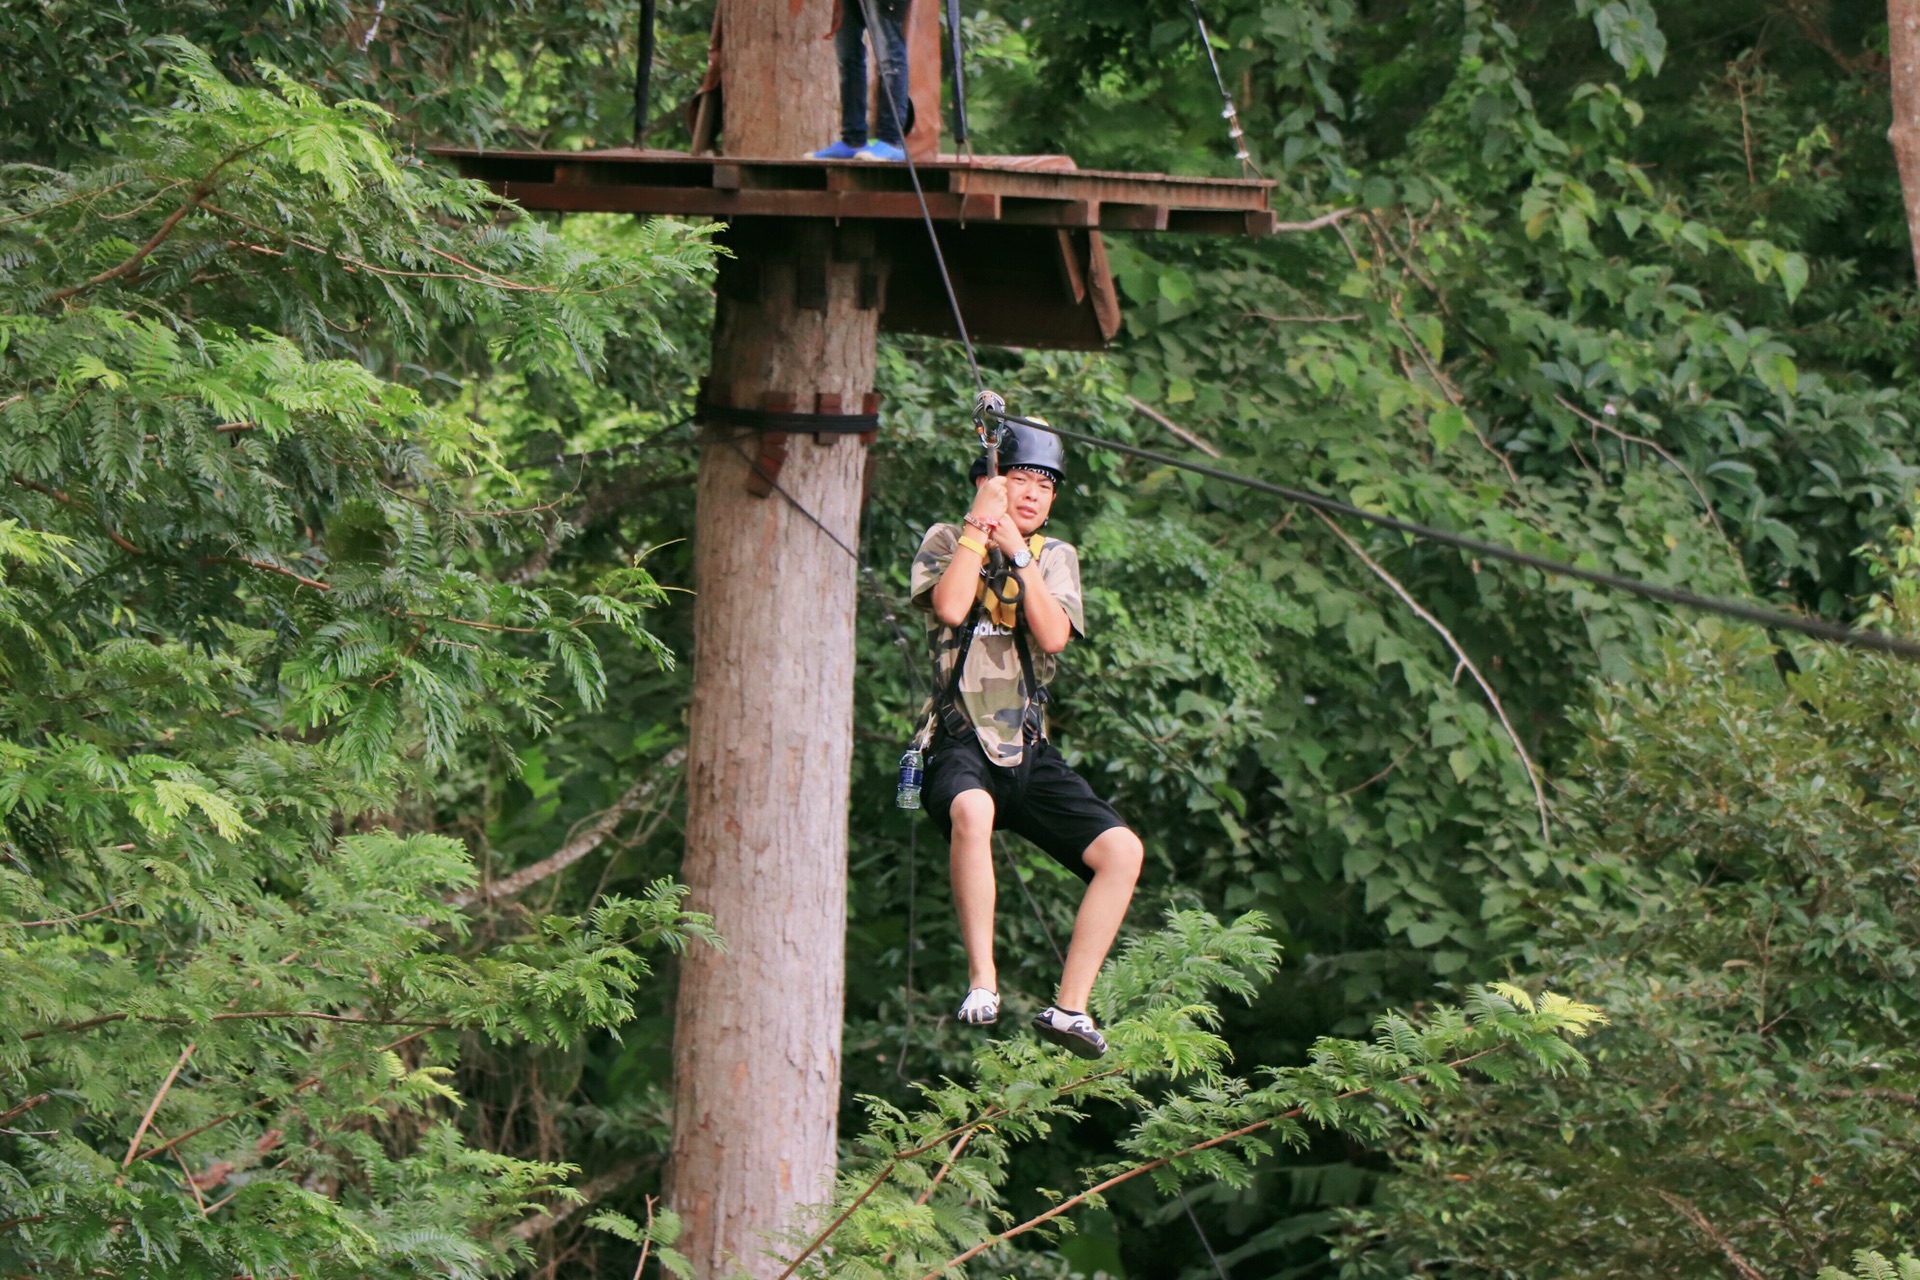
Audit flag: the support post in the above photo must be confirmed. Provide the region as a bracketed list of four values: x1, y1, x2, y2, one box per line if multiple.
[666, 5, 879, 1278]
[1892, 0, 1920, 285]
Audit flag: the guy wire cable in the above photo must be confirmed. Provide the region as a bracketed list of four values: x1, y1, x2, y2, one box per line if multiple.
[988, 409, 1920, 661]
[1186, 0, 1261, 178]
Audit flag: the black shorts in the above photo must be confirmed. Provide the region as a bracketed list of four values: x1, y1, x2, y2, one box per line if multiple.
[923, 732, 1128, 883]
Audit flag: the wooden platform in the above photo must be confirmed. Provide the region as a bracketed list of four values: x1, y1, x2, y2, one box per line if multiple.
[430, 149, 1276, 236]
[429, 148, 1277, 349]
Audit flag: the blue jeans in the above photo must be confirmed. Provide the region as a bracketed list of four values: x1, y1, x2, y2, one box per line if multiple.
[837, 0, 911, 146]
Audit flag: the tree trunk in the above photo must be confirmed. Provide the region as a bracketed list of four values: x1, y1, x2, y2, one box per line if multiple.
[666, 4, 880, 1275]
[1893, 0, 1920, 285]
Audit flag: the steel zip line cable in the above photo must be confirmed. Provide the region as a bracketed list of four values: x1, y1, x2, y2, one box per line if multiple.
[986, 409, 1920, 661]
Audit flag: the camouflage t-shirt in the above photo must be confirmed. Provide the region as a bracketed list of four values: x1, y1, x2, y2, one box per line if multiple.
[909, 522, 1086, 768]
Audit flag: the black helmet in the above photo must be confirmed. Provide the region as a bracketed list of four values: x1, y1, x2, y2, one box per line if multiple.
[970, 417, 1066, 483]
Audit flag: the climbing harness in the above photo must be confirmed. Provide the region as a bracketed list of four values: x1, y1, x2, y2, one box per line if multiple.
[933, 585, 1047, 745]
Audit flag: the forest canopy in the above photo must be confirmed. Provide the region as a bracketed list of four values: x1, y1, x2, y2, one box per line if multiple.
[5, 1, 1920, 1278]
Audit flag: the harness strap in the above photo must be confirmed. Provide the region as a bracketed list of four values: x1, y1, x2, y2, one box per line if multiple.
[937, 554, 1046, 746]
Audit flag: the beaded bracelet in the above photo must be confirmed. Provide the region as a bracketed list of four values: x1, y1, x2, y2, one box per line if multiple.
[963, 512, 998, 534]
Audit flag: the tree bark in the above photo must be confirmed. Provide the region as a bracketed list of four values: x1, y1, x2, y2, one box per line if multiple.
[666, 7, 881, 1274]
[1893, 0, 1920, 285]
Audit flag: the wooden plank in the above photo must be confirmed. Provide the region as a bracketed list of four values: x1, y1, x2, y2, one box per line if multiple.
[1055, 229, 1088, 304]
[434, 146, 1282, 233]
[441, 150, 1270, 209]
[480, 183, 1003, 223]
[999, 198, 1096, 227]
[1166, 209, 1278, 236]
[1100, 203, 1170, 231]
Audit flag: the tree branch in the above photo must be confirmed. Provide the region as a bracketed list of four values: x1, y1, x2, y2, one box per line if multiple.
[1552, 394, 1734, 550]
[1126, 397, 1222, 458]
[199, 555, 332, 592]
[123, 1042, 195, 1168]
[1313, 510, 1551, 841]
[21, 1010, 450, 1042]
[129, 1027, 431, 1166]
[0, 1094, 52, 1126]
[47, 140, 272, 305]
[1657, 1190, 1770, 1280]
[450, 746, 688, 908]
[510, 1162, 642, 1240]
[920, 1047, 1507, 1280]
[775, 1066, 1131, 1280]
[1273, 207, 1360, 233]
[2, 903, 122, 928]
[10, 476, 145, 554]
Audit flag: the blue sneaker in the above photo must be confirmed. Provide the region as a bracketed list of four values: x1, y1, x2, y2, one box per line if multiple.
[809, 140, 863, 160]
[854, 140, 906, 162]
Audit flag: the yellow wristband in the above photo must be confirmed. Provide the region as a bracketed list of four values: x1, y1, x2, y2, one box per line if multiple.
[956, 534, 990, 558]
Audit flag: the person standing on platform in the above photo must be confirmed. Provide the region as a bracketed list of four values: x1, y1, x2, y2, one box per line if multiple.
[811, 0, 911, 162]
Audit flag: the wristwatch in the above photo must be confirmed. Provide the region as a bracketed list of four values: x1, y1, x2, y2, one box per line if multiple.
[1010, 547, 1033, 570]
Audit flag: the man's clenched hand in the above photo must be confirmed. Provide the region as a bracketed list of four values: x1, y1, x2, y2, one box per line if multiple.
[969, 476, 1009, 530]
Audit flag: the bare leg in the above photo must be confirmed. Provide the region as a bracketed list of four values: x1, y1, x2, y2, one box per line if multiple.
[1055, 826, 1143, 1013]
[948, 789, 999, 992]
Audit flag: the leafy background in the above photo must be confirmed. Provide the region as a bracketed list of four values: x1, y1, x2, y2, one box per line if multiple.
[6, 0, 1920, 1277]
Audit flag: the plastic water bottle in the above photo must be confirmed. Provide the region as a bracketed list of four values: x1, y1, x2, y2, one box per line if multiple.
[896, 749, 924, 810]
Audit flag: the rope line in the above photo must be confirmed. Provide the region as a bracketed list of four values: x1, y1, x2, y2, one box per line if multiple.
[991, 412, 1920, 661]
[1181, 1188, 1232, 1280]
[998, 832, 1065, 967]
[856, 0, 986, 394]
[894, 814, 919, 1079]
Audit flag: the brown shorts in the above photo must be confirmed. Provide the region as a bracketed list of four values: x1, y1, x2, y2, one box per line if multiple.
[923, 731, 1128, 883]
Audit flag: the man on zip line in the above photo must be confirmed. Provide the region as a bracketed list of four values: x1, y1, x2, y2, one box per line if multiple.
[909, 417, 1144, 1058]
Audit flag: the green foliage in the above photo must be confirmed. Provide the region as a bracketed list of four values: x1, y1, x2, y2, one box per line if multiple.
[1341, 536, 1920, 1276]
[841, 2, 1920, 1274]
[10, 0, 1916, 1276]
[0, 45, 718, 1280]
[1824, 1251, 1920, 1280]
[779, 911, 1600, 1280]
[0, 0, 721, 166]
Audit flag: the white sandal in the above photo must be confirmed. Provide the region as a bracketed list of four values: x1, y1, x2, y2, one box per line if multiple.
[956, 987, 1000, 1026]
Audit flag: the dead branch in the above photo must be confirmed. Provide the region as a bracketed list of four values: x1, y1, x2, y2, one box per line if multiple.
[1313, 510, 1552, 841]
[510, 1162, 643, 1241]
[1657, 1190, 1770, 1280]
[1126, 397, 1222, 458]
[123, 1042, 195, 1168]
[1552, 394, 1736, 552]
[1273, 208, 1360, 234]
[449, 745, 688, 909]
